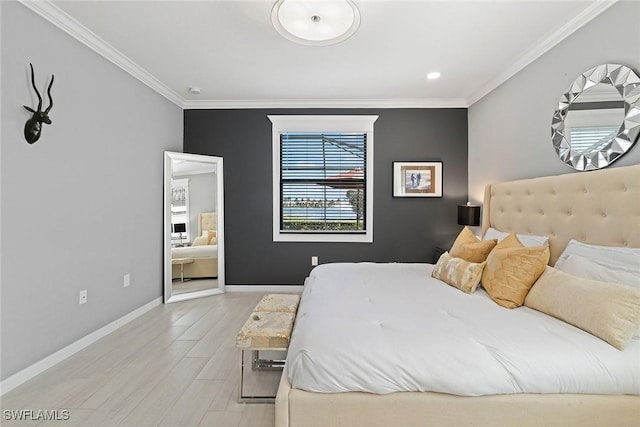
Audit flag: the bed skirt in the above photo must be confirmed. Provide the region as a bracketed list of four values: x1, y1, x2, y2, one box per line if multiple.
[275, 369, 640, 427]
[171, 257, 217, 279]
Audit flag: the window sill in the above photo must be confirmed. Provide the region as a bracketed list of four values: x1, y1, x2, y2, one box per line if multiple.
[273, 232, 372, 243]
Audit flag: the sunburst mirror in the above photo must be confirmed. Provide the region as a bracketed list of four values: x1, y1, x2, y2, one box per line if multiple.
[551, 64, 640, 171]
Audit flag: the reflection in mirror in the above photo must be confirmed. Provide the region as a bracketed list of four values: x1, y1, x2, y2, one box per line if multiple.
[551, 64, 640, 171]
[164, 152, 225, 303]
[171, 179, 190, 246]
[564, 84, 624, 154]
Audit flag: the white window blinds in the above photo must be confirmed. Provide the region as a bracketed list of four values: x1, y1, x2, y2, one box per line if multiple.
[279, 132, 366, 233]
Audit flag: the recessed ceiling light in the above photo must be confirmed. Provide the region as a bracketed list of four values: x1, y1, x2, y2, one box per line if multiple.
[426, 72, 441, 80]
[188, 87, 201, 94]
[271, 0, 361, 47]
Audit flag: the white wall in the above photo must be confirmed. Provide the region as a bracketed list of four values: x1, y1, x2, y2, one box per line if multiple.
[468, 1, 640, 204]
[174, 172, 217, 241]
[1, 2, 182, 380]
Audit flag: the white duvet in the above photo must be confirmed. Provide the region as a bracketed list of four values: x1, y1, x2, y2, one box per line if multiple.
[171, 244, 217, 259]
[286, 263, 640, 396]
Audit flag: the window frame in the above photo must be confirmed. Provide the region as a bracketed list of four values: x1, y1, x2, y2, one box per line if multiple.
[170, 178, 190, 246]
[269, 115, 378, 243]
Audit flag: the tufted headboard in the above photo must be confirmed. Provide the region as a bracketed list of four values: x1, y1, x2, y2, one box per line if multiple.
[481, 164, 640, 266]
[198, 212, 217, 235]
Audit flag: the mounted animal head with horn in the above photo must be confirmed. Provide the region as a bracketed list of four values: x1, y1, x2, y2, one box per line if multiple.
[23, 63, 54, 144]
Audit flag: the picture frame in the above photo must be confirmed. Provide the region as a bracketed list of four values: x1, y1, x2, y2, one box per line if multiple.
[393, 161, 443, 197]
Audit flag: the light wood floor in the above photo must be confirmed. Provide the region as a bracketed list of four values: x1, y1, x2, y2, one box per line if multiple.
[172, 278, 219, 295]
[1, 293, 277, 427]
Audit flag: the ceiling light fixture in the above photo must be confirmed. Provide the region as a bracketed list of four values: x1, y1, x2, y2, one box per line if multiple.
[271, 0, 361, 46]
[426, 72, 441, 80]
[188, 87, 201, 94]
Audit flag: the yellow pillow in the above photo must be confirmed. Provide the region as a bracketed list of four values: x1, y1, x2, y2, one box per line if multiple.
[432, 252, 486, 294]
[450, 226, 497, 263]
[525, 267, 640, 350]
[482, 234, 550, 308]
[203, 229, 217, 245]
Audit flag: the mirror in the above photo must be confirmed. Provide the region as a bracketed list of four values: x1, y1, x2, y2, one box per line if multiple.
[164, 152, 225, 303]
[551, 63, 640, 171]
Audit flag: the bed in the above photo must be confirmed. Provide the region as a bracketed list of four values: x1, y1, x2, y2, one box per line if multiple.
[171, 212, 218, 279]
[275, 164, 640, 427]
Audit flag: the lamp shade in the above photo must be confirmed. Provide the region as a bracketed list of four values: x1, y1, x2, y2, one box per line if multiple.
[173, 223, 186, 233]
[457, 204, 481, 226]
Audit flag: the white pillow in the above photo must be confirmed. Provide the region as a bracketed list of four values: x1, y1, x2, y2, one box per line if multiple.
[483, 228, 548, 248]
[192, 236, 209, 246]
[555, 240, 640, 272]
[559, 255, 640, 289]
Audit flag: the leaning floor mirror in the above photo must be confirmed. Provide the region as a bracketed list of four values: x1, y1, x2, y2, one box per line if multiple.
[164, 151, 225, 303]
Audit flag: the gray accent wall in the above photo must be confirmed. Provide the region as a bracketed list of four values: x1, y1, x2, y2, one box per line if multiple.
[468, 1, 640, 204]
[184, 108, 468, 285]
[1, 2, 182, 380]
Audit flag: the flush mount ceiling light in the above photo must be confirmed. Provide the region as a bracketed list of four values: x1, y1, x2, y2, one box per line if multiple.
[426, 72, 441, 80]
[271, 0, 361, 46]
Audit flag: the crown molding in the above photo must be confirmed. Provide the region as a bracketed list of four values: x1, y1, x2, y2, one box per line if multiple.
[19, 0, 184, 107]
[19, 0, 616, 111]
[19, 0, 465, 111]
[467, 0, 619, 106]
[182, 98, 469, 109]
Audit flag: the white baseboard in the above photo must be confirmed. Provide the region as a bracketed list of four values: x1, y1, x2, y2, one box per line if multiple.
[226, 285, 304, 293]
[0, 297, 162, 396]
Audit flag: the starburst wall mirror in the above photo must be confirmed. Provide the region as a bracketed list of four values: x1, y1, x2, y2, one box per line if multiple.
[551, 64, 640, 171]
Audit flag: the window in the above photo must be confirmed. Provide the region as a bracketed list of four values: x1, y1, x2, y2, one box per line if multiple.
[564, 107, 624, 153]
[269, 115, 378, 242]
[568, 126, 619, 153]
[171, 178, 190, 246]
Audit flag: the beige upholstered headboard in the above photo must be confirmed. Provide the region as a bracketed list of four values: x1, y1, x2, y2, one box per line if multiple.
[198, 212, 217, 235]
[481, 164, 640, 266]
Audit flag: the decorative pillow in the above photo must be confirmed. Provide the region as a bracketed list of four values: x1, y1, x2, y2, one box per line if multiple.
[525, 267, 640, 350]
[559, 254, 640, 289]
[554, 239, 640, 272]
[482, 234, 550, 308]
[432, 252, 486, 294]
[192, 236, 209, 246]
[483, 227, 549, 248]
[203, 229, 217, 245]
[450, 226, 497, 263]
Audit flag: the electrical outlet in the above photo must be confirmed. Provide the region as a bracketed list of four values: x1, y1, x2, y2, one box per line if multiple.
[79, 290, 87, 305]
[311, 256, 319, 266]
[124, 273, 131, 288]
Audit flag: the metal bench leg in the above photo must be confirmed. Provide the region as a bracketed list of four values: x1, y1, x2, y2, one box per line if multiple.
[252, 350, 286, 371]
[238, 350, 279, 404]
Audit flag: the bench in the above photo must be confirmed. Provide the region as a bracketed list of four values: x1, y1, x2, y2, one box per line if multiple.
[171, 257, 194, 283]
[236, 294, 301, 403]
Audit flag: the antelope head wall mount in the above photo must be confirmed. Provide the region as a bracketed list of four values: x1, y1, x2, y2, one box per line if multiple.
[23, 63, 54, 144]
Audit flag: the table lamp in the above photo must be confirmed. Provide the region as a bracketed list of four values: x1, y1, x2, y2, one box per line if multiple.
[457, 203, 480, 226]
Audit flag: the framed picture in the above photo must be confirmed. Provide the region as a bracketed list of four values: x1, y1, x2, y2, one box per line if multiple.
[393, 161, 442, 197]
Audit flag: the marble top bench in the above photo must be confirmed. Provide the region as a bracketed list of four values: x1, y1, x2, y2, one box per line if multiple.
[236, 294, 301, 350]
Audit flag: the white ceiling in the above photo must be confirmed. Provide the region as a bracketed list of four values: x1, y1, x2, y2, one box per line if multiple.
[172, 159, 217, 177]
[27, 0, 615, 108]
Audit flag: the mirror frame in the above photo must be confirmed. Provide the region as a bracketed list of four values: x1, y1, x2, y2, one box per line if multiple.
[164, 151, 225, 303]
[551, 63, 640, 171]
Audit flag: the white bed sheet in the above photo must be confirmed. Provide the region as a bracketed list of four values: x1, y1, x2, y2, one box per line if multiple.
[171, 244, 217, 259]
[286, 263, 640, 396]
